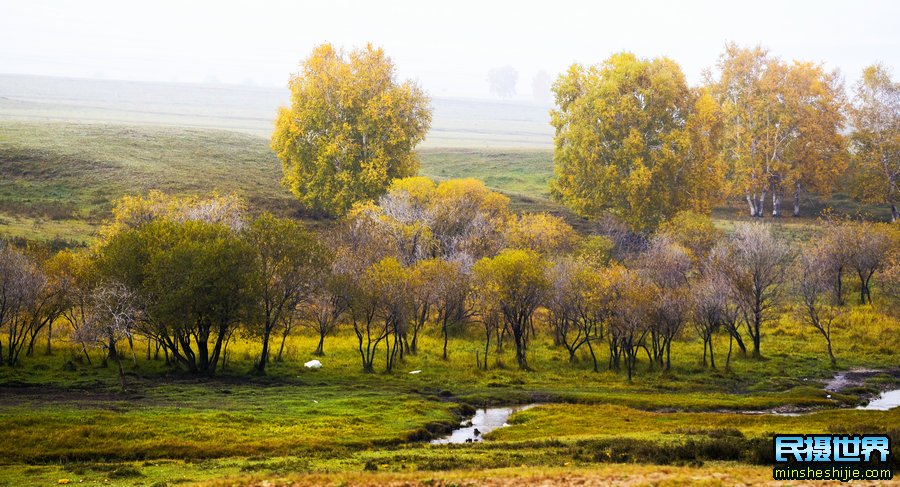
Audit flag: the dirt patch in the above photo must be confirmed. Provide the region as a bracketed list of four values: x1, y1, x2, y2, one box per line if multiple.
[0, 384, 144, 409]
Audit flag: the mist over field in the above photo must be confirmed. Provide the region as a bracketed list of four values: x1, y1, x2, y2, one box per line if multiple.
[0, 74, 554, 148]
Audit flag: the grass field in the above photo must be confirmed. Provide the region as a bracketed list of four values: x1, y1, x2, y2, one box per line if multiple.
[0, 305, 898, 485]
[0, 121, 568, 243]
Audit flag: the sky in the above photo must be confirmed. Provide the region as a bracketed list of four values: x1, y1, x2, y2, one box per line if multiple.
[1, 0, 898, 100]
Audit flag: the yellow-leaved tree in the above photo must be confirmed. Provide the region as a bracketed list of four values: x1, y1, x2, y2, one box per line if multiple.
[550, 52, 723, 233]
[272, 44, 432, 216]
[849, 63, 900, 222]
[708, 43, 847, 218]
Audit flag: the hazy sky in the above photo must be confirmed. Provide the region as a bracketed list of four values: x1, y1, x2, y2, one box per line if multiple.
[1, 0, 898, 99]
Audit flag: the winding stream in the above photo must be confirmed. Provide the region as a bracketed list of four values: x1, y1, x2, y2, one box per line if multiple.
[433, 370, 900, 445]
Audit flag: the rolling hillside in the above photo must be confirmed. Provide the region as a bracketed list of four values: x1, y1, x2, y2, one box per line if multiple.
[0, 121, 566, 243]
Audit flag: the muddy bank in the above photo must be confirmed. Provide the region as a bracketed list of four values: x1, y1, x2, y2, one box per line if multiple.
[824, 368, 900, 392]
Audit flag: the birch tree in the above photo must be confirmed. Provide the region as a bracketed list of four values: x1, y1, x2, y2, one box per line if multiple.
[850, 64, 900, 222]
[709, 44, 847, 217]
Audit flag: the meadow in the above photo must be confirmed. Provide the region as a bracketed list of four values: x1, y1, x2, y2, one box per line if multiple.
[0, 305, 898, 485]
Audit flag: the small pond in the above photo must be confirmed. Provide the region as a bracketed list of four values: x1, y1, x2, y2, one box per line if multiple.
[431, 404, 537, 444]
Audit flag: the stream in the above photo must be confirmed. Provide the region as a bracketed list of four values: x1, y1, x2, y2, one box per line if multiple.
[827, 368, 900, 411]
[430, 404, 537, 444]
[432, 370, 900, 444]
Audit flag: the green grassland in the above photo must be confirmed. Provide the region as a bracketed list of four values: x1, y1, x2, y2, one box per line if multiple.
[0, 303, 898, 485]
[0, 122, 570, 243]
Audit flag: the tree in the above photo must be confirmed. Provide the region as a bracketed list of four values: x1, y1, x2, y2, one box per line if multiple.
[816, 217, 856, 305]
[795, 248, 844, 366]
[546, 257, 602, 371]
[882, 253, 900, 318]
[691, 274, 735, 369]
[845, 221, 896, 304]
[711, 223, 791, 358]
[348, 258, 409, 372]
[551, 52, 721, 232]
[709, 43, 847, 218]
[849, 64, 900, 221]
[102, 191, 247, 238]
[244, 213, 326, 374]
[573, 235, 615, 269]
[638, 237, 692, 371]
[413, 258, 470, 359]
[272, 44, 432, 216]
[472, 249, 548, 370]
[97, 219, 258, 375]
[658, 211, 723, 268]
[532, 70, 552, 104]
[0, 245, 45, 366]
[608, 267, 654, 381]
[352, 177, 511, 265]
[488, 66, 518, 98]
[299, 274, 349, 357]
[76, 281, 142, 389]
[470, 274, 503, 370]
[506, 213, 580, 255]
[52, 249, 99, 364]
[18, 252, 66, 360]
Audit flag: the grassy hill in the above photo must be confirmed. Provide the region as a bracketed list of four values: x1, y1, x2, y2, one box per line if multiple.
[0, 122, 571, 243]
[0, 122, 297, 242]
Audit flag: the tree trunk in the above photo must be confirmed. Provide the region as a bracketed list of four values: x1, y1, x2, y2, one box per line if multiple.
[708, 334, 716, 370]
[891, 204, 898, 223]
[826, 338, 835, 367]
[727, 325, 746, 355]
[726, 334, 733, 370]
[746, 194, 759, 217]
[482, 327, 491, 370]
[106, 338, 118, 366]
[751, 312, 762, 359]
[442, 318, 450, 360]
[859, 271, 869, 305]
[586, 337, 598, 372]
[758, 188, 767, 218]
[115, 354, 126, 391]
[256, 328, 271, 374]
[702, 335, 708, 366]
[314, 333, 325, 356]
[128, 335, 138, 367]
[771, 180, 781, 217]
[277, 329, 290, 362]
[793, 181, 801, 217]
[46, 322, 52, 355]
